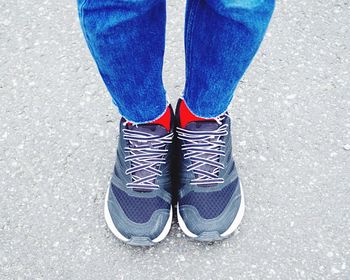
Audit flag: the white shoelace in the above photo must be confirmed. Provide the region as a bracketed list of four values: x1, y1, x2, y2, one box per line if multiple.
[123, 128, 173, 190]
[176, 117, 228, 185]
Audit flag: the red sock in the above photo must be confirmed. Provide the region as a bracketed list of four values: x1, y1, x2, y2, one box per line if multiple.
[149, 106, 171, 132]
[179, 99, 214, 128]
[127, 106, 171, 132]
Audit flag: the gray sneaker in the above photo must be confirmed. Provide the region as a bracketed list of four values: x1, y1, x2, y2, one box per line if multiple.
[175, 99, 245, 242]
[104, 108, 174, 246]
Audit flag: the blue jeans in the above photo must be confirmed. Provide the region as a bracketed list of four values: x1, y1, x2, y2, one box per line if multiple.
[78, 0, 274, 123]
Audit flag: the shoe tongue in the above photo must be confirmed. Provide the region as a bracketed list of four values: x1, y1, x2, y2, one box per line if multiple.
[126, 124, 167, 192]
[185, 120, 219, 131]
[185, 120, 220, 188]
[127, 123, 167, 136]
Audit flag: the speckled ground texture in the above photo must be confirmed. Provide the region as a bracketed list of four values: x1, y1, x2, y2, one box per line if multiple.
[1, 0, 350, 279]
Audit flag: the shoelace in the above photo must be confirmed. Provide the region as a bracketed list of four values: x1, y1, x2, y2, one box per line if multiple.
[123, 128, 173, 190]
[176, 116, 229, 185]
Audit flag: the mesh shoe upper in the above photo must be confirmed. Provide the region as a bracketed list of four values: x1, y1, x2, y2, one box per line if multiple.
[111, 183, 169, 223]
[179, 178, 239, 219]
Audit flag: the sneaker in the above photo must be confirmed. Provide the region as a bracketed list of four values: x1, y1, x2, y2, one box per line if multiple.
[104, 106, 174, 246]
[175, 99, 245, 241]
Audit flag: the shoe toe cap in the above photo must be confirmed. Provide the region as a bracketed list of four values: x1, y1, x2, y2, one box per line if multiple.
[106, 185, 172, 243]
[179, 179, 243, 238]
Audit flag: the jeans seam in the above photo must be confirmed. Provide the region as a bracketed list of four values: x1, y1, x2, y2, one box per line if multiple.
[79, 0, 124, 118]
[184, 0, 200, 102]
[79, 0, 112, 106]
[79, 0, 97, 61]
[78, 0, 89, 21]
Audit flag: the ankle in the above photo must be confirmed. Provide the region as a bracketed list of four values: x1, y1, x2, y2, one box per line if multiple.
[178, 99, 215, 128]
[126, 105, 172, 132]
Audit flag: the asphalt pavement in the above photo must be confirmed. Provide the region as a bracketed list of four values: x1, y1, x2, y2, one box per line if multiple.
[0, 0, 349, 279]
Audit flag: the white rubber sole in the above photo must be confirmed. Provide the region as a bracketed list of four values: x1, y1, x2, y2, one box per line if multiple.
[104, 186, 173, 245]
[177, 182, 245, 240]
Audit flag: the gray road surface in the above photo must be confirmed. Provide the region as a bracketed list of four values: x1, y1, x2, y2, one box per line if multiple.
[1, 0, 350, 279]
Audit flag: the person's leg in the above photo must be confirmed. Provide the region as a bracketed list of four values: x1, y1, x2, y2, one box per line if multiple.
[78, 0, 174, 246]
[183, 0, 275, 117]
[77, 0, 167, 123]
[176, 0, 275, 241]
